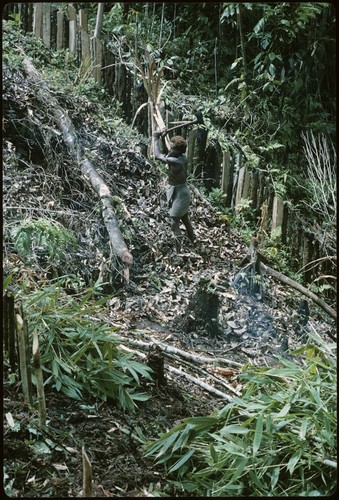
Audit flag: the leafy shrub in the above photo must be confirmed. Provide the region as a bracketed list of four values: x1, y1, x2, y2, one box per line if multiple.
[11, 218, 77, 263]
[19, 276, 152, 411]
[145, 330, 336, 496]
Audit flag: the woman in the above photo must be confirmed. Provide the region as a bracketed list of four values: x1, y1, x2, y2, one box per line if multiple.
[153, 131, 195, 251]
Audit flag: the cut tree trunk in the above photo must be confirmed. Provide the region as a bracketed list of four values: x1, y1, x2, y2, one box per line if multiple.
[147, 344, 166, 386]
[22, 57, 133, 282]
[175, 277, 221, 337]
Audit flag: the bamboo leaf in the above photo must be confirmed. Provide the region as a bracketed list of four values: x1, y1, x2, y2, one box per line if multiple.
[153, 430, 182, 459]
[220, 424, 250, 435]
[275, 403, 291, 417]
[299, 417, 308, 440]
[271, 465, 280, 488]
[253, 413, 263, 455]
[168, 449, 195, 474]
[3, 274, 13, 292]
[287, 450, 302, 475]
[230, 457, 248, 482]
[209, 444, 218, 463]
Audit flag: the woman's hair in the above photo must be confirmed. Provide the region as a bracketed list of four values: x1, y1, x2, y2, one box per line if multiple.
[170, 135, 187, 154]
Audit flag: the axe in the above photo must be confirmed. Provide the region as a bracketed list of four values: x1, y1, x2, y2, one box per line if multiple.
[161, 110, 204, 137]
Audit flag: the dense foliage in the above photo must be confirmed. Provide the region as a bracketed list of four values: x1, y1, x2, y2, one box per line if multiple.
[103, 3, 335, 153]
[5, 275, 152, 410]
[101, 2, 336, 258]
[145, 332, 337, 496]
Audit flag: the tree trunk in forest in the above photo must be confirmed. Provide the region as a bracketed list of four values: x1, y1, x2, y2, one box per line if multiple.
[221, 149, 233, 207]
[42, 3, 51, 49]
[33, 3, 43, 39]
[79, 10, 90, 75]
[187, 126, 208, 180]
[271, 196, 284, 236]
[22, 57, 133, 282]
[56, 10, 65, 50]
[91, 36, 103, 85]
[237, 3, 247, 83]
[235, 165, 245, 211]
[93, 3, 104, 39]
[16, 303, 33, 405]
[68, 4, 77, 54]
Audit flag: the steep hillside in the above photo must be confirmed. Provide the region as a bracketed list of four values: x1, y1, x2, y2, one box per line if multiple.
[3, 47, 335, 497]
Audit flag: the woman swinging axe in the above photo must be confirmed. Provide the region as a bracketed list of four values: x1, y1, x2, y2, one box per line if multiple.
[153, 129, 196, 252]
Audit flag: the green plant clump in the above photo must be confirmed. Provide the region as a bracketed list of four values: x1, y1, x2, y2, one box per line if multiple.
[11, 218, 77, 263]
[145, 331, 336, 496]
[18, 276, 152, 411]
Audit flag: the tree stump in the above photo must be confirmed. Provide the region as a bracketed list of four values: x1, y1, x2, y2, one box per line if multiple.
[147, 344, 166, 386]
[175, 277, 221, 337]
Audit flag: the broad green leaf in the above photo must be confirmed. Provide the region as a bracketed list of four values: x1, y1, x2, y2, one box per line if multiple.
[212, 438, 247, 457]
[154, 430, 181, 459]
[230, 457, 248, 482]
[3, 274, 13, 292]
[265, 367, 300, 378]
[209, 444, 218, 463]
[129, 391, 149, 402]
[275, 403, 291, 417]
[274, 418, 295, 430]
[172, 424, 195, 452]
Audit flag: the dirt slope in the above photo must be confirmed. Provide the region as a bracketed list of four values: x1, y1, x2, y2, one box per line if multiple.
[3, 58, 334, 497]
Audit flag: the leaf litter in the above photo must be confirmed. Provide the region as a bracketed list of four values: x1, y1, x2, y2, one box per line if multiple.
[3, 63, 335, 497]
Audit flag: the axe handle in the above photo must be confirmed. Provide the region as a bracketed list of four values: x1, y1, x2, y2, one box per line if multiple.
[162, 119, 198, 136]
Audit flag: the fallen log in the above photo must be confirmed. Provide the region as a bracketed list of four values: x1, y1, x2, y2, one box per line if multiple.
[81, 159, 133, 282]
[164, 351, 241, 396]
[261, 263, 336, 321]
[117, 334, 243, 368]
[21, 57, 133, 281]
[167, 366, 233, 401]
[121, 344, 240, 400]
[238, 237, 336, 321]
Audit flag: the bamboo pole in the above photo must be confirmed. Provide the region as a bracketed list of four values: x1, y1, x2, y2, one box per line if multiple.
[16, 305, 33, 405]
[32, 330, 46, 428]
[82, 446, 93, 497]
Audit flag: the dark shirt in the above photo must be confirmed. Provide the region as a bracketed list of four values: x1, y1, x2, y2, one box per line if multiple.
[154, 138, 188, 186]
